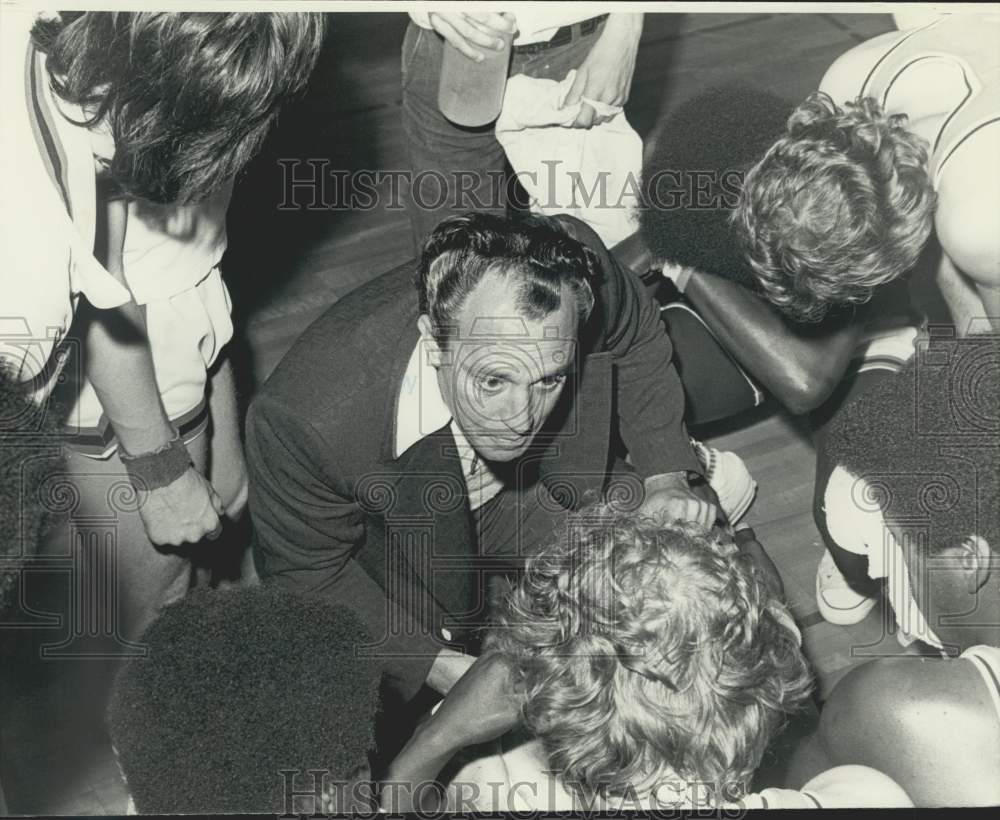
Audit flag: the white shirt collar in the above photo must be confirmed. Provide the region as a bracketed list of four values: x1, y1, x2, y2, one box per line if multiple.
[394, 337, 452, 458]
[394, 339, 507, 512]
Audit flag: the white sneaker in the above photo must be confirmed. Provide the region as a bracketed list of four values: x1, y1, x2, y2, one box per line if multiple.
[692, 440, 757, 525]
[815, 548, 879, 626]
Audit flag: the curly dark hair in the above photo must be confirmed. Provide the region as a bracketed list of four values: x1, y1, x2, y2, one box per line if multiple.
[734, 92, 936, 322]
[639, 84, 793, 289]
[0, 365, 64, 610]
[415, 212, 599, 346]
[490, 508, 813, 800]
[107, 587, 383, 814]
[824, 336, 1000, 556]
[31, 11, 326, 204]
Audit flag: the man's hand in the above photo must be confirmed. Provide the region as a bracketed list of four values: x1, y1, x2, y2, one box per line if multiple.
[425, 647, 477, 695]
[137, 465, 225, 547]
[426, 12, 516, 62]
[640, 471, 718, 528]
[563, 13, 643, 128]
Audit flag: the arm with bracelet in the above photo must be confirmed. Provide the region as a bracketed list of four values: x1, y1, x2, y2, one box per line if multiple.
[80, 195, 224, 547]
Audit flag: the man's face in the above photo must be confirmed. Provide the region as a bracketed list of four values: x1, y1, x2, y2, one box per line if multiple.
[901, 529, 1000, 651]
[429, 271, 579, 463]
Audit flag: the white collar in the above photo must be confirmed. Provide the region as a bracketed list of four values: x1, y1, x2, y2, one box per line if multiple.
[394, 337, 452, 458]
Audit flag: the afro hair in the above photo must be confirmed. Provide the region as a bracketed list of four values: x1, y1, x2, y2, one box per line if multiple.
[1, 365, 65, 610]
[639, 84, 793, 288]
[823, 335, 999, 555]
[107, 586, 383, 814]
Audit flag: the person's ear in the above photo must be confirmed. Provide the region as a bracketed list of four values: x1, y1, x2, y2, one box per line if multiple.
[418, 314, 443, 368]
[956, 535, 992, 594]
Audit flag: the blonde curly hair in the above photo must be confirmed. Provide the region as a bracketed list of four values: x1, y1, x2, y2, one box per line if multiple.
[490, 507, 814, 801]
[734, 92, 936, 322]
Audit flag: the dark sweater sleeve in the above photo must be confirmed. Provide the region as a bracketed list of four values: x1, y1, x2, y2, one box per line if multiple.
[245, 393, 439, 700]
[558, 216, 702, 479]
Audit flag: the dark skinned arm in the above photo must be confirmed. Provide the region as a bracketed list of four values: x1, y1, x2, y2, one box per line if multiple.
[786, 657, 1000, 806]
[381, 652, 522, 812]
[674, 268, 867, 415]
[608, 231, 868, 416]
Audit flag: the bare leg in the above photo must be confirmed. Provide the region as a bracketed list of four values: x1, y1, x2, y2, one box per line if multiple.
[59, 430, 211, 643]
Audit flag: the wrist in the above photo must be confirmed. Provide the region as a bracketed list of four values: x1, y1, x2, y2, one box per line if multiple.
[426, 646, 476, 691]
[110, 416, 176, 456]
[119, 431, 193, 491]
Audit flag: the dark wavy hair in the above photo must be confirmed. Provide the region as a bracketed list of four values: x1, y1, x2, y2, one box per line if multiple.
[490, 508, 813, 801]
[734, 92, 936, 322]
[107, 587, 382, 814]
[415, 213, 598, 346]
[31, 11, 326, 204]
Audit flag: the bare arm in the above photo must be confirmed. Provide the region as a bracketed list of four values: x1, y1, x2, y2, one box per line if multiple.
[678, 267, 867, 414]
[564, 13, 644, 128]
[382, 653, 521, 812]
[81, 198, 176, 453]
[787, 658, 1000, 806]
[934, 121, 1000, 335]
[608, 230, 868, 415]
[80, 196, 224, 545]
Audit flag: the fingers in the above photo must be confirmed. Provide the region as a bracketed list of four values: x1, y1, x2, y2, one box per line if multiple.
[430, 12, 510, 61]
[680, 498, 711, 528]
[224, 477, 249, 520]
[694, 498, 718, 528]
[465, 12, 516, 36]
[202, 486, 225, 540]
[209, 484, 225, 516]
[571, 102, 597, 129]
[700, 501, 720, 529]
[666, 495, 717, 529]
[429, 14, 486, 61]
[562, 67, 587, 109]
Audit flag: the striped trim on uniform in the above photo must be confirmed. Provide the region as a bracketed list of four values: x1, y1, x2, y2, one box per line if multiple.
[65, 399, 210, 459]
[859, 18, 940, 101]
[25, 43, 73, 216]
[935, 114, 1000, 181]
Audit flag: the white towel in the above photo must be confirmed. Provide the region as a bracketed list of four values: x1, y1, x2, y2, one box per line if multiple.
[496, 70, 642, 246]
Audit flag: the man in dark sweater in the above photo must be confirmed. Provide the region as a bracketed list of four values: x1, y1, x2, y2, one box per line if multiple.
[246, 213, 713, 702]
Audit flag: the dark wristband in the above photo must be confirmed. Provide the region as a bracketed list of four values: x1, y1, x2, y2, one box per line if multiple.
[119, 432, 192, 491]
